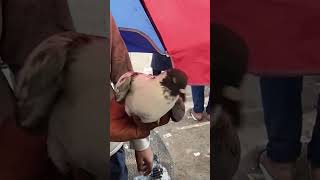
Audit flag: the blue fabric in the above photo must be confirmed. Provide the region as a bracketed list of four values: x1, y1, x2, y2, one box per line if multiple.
[110, 148, 128, 180]
[111, 0, 165, 54]
[151, 53, 172, 71]
[260, 76, 303, 163]
[120, 30, 161, 53]
[153, 70, 162, 76]
[191, 86, 211, 113]
[191, 86, 206, 113]
[260, 76, 320, 167]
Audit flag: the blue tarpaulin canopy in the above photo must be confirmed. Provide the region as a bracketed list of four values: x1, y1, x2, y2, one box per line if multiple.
[111, 0, 165, 54]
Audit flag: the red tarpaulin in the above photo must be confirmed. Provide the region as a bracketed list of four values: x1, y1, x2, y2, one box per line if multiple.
[143, 0, 210, 85]
[213, 0, 320, 75]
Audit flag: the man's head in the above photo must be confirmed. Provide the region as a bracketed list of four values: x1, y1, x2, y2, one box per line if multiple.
[212, 23, 249, 128]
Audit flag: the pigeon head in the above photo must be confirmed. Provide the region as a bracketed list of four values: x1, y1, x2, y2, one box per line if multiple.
[160, 68, 188, 101]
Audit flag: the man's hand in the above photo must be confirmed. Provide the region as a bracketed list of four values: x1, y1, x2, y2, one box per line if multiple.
[135, 147, 154, 176]
[110, 98, 170, 142]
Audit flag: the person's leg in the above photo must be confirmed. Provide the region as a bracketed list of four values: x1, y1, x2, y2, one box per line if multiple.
[259, 76, 303, 179]
[309, 95, 320, 179]
[110, 147, 128, 180]
[191, 86, 205, 120]
[151, 53, 172, 76]
[206, 89, 212, 114]
[152, 69, 162, 76]
[191, 86, 205, 113]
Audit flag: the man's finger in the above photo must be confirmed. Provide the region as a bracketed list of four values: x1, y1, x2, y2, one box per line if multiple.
[140, 165, 147, 172]
[137, 161, 145, 172]
[144, 161, 153, 176]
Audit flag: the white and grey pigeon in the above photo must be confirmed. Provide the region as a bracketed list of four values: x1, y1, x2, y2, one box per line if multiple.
[114, 68, 188, 124]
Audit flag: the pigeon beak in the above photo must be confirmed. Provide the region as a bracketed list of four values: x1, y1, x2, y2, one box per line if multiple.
[179, 89, 186, 94]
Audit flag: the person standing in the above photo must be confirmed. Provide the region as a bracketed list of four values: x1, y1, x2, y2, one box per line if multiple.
[259, 77, 320, 180]
[150, 53, 172, 76]
[190, 86, 211, 121]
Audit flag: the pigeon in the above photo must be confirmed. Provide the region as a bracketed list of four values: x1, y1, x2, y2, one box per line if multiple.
[114, 68, 188, 124]
[15, 32, 109, 180]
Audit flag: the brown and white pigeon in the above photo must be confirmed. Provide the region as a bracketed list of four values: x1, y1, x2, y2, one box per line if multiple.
[114, 68, 188, 124]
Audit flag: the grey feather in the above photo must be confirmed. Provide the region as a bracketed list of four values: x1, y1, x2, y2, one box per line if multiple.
[114, 71, 134, 102]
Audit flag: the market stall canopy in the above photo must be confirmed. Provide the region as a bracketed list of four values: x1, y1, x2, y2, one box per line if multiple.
[111, 0, 210, 85]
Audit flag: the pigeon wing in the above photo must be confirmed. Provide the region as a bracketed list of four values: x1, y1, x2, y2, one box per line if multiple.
[114, 71, 135, 102]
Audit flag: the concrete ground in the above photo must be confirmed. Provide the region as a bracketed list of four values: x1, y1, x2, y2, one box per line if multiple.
[128, 53, 210, 180]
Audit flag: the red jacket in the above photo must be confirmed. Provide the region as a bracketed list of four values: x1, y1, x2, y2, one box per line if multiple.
[213, 0, 320, 75]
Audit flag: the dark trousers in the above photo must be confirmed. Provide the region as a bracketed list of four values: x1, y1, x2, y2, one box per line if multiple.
[191, 86, 211, 113]
[110, 147, 128, 180]
[153, 70, 162, 76]
[260, 76, 320, 167]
